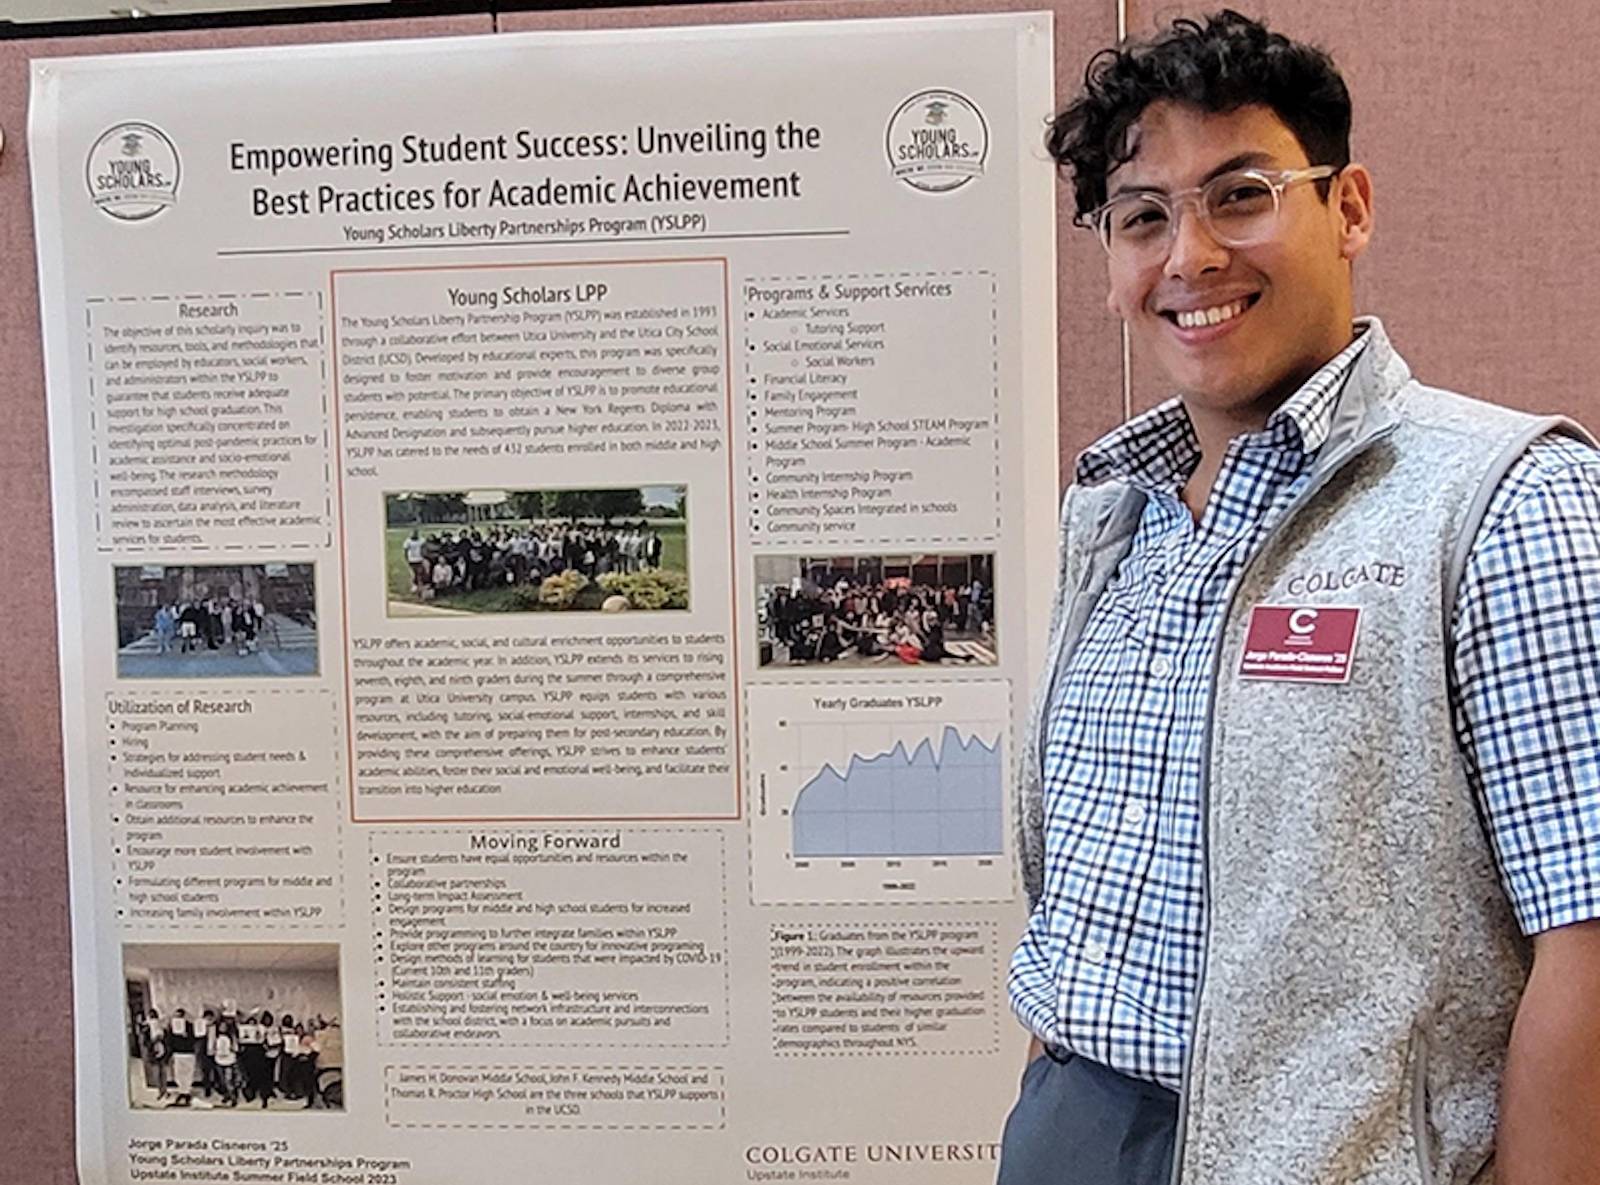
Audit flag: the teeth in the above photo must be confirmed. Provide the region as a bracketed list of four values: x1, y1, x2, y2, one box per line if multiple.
[1175, 299, 1249, 330]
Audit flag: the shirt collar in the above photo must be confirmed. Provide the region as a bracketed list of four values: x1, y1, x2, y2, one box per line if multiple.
[1075, 327, 1372, 490]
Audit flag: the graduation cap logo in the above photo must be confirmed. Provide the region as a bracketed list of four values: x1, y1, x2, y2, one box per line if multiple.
[87, 121, 182, 222]
[886, 90, 990, 194]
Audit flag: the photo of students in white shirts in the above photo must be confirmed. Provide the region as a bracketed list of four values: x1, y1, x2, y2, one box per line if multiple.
[123, 944, 344, 1113]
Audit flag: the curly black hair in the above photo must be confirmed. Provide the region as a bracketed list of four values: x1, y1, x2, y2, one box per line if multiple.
[1048, 10, 1351, 220]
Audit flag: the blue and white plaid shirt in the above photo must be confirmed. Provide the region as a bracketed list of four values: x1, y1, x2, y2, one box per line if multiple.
[1008, 331, 1600, 1089]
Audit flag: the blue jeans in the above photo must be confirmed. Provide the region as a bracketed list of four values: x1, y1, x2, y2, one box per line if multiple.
[997, 1049, 1178, 1185]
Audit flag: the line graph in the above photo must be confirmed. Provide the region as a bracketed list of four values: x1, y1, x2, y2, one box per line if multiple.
[747, 681, 1013, 904]
[792, 727, 1003, 857]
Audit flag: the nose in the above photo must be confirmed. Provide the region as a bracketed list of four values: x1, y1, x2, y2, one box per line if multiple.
[1163, 195, 1229, 280]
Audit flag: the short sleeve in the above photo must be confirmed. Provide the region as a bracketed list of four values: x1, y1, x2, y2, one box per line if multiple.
[1451, 433, 1600, 935]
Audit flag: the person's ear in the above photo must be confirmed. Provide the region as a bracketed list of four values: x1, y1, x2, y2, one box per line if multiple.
[1335, 164, 1375, 262]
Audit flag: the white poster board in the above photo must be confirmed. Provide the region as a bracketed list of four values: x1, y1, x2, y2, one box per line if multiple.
[30, 14, 1058, 1183]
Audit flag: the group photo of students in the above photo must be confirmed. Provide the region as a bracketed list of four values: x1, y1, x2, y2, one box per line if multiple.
[113, 563, 319, 679]
[754, 553, 997, 668]
[123, 944, 344, 1114]
[384, 486, 689, 616]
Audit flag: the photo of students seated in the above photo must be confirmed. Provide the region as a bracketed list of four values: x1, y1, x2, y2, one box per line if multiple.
[124, 943, 343, 1113]
[754, 553, 996, 668]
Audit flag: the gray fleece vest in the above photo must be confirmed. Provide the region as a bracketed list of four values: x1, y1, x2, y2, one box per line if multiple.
[1016, 321, 1592, 1185]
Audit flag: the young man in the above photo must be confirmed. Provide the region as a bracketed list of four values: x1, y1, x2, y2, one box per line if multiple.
[1004, 12, 1600, 1185]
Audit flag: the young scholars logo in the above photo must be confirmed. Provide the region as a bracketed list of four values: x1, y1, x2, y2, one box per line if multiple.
[885, 89, 989, 193]
[85, 122, 181, 221]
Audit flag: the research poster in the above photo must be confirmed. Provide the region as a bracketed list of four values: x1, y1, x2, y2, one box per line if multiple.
[30, 14, 1059, 1184]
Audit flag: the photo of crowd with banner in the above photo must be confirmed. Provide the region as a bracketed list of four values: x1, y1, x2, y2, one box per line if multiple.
[124, 943, 343, 1114]
[754, 553, 995, 668]
[113, 564, 318, 679]
[384, 485, 689, 617]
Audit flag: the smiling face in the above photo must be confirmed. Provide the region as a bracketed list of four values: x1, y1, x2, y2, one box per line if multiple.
[1104, 101, 1373, 423]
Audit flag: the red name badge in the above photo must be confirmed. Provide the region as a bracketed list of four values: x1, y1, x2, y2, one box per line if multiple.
[1239, 605, 1361, 683]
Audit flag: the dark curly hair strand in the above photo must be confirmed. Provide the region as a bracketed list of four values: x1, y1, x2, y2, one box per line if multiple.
[1048, 10, 1352, 221]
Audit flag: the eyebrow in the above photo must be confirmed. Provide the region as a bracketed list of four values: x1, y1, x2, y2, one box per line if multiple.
[1108, 151, 1280, 199]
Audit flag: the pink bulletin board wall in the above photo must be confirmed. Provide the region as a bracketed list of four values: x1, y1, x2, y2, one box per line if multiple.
[1121, 0, 1600, 427]
[9, 2, 1596, 1181]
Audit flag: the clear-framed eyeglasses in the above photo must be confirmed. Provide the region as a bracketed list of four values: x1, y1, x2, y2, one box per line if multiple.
[1080, 165, 1339, 263]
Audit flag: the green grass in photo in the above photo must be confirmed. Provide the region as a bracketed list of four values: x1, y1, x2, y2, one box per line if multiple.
[385, 521, 688, 614]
